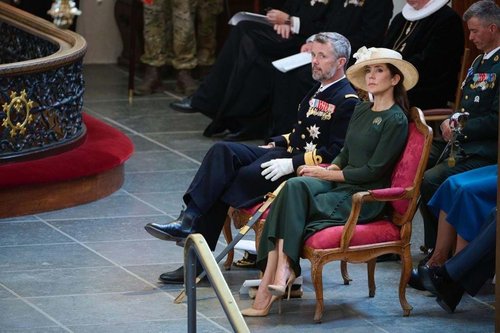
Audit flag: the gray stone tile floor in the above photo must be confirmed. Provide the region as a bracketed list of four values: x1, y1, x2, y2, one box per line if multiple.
[0, 64, 495, 332]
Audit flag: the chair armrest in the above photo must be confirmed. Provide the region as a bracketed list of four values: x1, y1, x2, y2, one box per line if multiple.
[422, 108, 452, 122]
[339, 187, 414, 250]
[369, 187, 412, 201]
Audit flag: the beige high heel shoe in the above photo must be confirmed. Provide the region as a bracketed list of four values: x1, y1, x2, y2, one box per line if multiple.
[241, 295, 281, 317]
[268, 271, 297, 300]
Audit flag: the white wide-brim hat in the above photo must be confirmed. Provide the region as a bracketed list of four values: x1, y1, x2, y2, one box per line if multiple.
[346, 47, 419, 91]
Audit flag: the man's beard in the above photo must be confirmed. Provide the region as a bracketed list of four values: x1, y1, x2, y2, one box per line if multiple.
[312, 66, 336, 82]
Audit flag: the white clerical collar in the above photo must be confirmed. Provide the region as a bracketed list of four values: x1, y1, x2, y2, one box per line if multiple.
[402, 0, 449, 22]
[318, 75, 346, 92]
[484, 47, 500, 60]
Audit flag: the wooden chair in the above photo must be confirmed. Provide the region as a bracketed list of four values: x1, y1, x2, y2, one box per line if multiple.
[301, 107, 433, 322]
[222, 205, 266, 270]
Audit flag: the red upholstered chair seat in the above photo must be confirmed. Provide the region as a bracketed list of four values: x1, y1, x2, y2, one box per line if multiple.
[304, 221, 401, 249]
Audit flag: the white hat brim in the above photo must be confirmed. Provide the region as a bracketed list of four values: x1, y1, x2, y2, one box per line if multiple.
[346, 58, 419, 91]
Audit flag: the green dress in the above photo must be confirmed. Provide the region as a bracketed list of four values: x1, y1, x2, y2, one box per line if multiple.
[257, 101, 409, 276]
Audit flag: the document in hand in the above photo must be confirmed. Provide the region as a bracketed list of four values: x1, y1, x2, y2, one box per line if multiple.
[228, 11, 271, 26]
[272, 52, 312, 73]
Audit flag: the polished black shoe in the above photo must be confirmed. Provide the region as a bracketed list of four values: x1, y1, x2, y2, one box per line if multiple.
[222, 130, 259, 142]
[144, 210, 198, 243]
[203, 122, 228, 138]
[408, 267, 426, 291]
[159, 263, 204, 284]
[170, 96, 197, 113]
[418, 265, 464, 313]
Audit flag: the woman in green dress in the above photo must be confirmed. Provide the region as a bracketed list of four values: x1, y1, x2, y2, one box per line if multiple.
[241, 46, 419, 317]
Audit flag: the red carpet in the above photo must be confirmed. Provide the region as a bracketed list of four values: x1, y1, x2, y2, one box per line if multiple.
[0, 114, 134, 188]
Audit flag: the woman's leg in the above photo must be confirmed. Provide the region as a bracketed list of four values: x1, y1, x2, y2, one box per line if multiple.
[252, 247, 278, 310]
[454, 235, 469, 254]
[273, 238, 294, 287]
[426, 210, 456, 267]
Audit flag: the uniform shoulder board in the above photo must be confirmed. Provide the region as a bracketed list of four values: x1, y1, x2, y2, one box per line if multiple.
[344, 94, 359, 99]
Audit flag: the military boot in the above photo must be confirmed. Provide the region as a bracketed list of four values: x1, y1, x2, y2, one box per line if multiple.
[135, 65, 163, 96]
[176, 69, 198, 95]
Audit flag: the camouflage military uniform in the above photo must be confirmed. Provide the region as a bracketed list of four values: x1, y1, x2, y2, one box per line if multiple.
[140, 0, 174, 67]
[171, 0, 222, 70]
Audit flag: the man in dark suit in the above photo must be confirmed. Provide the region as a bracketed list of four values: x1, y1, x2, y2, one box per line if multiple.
[420, 0, 500, 252]
[171, 0, 392, 140]
[270, 0, 393, 136]
[419, 208, 496, 313]
[145, 32, 358, 283]
[383, 0, 464, 110]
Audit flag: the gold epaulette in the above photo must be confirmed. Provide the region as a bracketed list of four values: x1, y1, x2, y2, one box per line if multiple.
[345, 94, 359, 99]
[304, 150, 323, 165]
[283, 133, 291, 145]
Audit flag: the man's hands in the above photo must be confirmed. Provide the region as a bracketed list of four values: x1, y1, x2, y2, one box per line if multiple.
[266, 9, 292, 38]
[274, 24, 291, 39]
[261, 158, 294, 181]
[266, 9, 289, 24]
[300, 42, 313, 53]
[440, 119, 452, 142]
[259, 142, 276, 149]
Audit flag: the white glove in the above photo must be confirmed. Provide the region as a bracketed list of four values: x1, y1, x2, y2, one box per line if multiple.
[260, 158, 294, 182]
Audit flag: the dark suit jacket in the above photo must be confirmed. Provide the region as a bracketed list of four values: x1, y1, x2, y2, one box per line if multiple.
[384, 5, 464, 109]
[271, 77, 358, 168]
[324, 0, 393, 61]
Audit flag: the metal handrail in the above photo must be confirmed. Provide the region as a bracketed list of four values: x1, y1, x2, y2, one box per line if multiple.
[184, 234, 249, 333]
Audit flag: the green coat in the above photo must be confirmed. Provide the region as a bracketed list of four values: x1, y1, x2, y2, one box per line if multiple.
[457, 49, 500, 162]
[257, 102, 408, 276]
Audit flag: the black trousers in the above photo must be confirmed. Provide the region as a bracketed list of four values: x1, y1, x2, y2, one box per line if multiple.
[445, 208, 496, 296]
[191, 20, 304, 133]
[184, 142, 296, 249]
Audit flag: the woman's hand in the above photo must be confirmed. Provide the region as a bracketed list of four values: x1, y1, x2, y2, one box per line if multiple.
[266, 9, 289, 25]
[298, 165, 345, 182]
[274, 24, 291, 39]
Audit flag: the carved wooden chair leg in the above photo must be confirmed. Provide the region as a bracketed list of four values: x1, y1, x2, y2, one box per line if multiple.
[310, 260, 325, 322]
[222, 215, 234, 270]
[399, 248, 413, 316]
[340, 260, 351, 285]
[367, 258, 376, 297]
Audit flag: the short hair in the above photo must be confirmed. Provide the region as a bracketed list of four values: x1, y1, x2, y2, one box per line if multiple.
[463, 0, 500, 27]
[312, 32, 351, 68]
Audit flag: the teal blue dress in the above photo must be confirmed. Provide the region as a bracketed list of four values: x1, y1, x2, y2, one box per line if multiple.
[257, 101, 409, 276]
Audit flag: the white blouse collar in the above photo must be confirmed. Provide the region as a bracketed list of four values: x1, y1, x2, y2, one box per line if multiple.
[402, 0, 449, 22]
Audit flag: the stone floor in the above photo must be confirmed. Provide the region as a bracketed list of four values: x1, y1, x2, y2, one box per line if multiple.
[0, 65, 495, 332]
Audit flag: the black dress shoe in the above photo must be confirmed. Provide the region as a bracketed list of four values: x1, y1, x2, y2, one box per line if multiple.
[159, 263, 204, 284]
[223, 130, 258, 142]
[203, 122, 228, 138]
[144, 210, 198, 243]
[170, 96, 197, 113]
[418, 265, 464, 313]
[408, 267, 426, 291]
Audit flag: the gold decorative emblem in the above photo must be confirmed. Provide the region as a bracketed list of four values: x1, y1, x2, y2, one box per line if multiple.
[2, 90, 35, 137]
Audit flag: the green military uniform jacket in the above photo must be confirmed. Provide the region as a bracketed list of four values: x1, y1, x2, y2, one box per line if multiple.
[457, 49, 500, 161]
